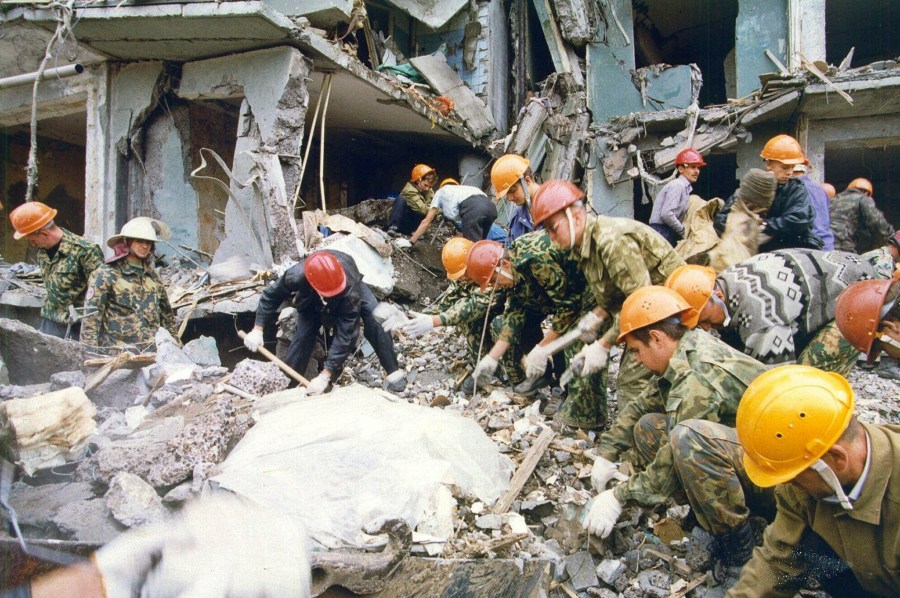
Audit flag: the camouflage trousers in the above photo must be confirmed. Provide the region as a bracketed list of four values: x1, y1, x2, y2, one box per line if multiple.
[554, 340, 609, 430]
[615, 349, 654, 410]
[797, 320, 859, 378]
[489, 311, 544, 385]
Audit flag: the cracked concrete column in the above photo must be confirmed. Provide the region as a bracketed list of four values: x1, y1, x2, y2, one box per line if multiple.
[84, 63, 113, 246]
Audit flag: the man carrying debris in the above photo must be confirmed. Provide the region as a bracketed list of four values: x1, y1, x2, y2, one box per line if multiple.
[726, 365, 899, 597]
[408, 179, 498, 244]
[792, 162, 834, 250]
[830, 177, 894, 253]
[649, 148, 706, 246]
[387, 164, 436, 236]
[8, 201, 103, 339]
[243, 250, 406, 395]
[80, 218, 177, 354]
[491, 154, 541, 242]
[835, 278, 900, 382]
[667, 250, 876, 377]
[466, 234, 608, 427]
[531, 180, 685, 410]
[715, 134, 822, 252]
[583, 286, 771, 568]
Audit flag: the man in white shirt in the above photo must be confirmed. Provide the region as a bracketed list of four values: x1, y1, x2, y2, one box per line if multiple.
[409, 179, 498, 244]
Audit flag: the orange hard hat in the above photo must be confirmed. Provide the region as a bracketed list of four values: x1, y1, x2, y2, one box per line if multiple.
[531, 180, 584, 226]
[10, 201, 57, 240]
[616, 286, 695, 342]
[664, 265, 718, 328]
[834, 279, 894, 361]
[442, 237, 474, 281]
[439, 178, 460, 189]
[465, 240, 505, 291]
[847, 178, 873, 196]
[821, 183, 836, 199]
[675, 148, 707, 167]
[411, 164, 436, 183]
[737, 365, 853, 488]
[491, 154, 530, 199]
[759, 134, 806, 165]
[305, 251, 347, 297]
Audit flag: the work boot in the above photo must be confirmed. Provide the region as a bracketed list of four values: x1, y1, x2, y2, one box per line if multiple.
[553, 397, 606, 430]
[713, 520, 758, 568]
[876, 356, 900, 381]
[383, 370, 407, 393]
[513, 372, 553, 397]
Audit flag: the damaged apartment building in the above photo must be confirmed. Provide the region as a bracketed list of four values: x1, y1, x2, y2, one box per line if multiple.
[1, 0, 898, 324]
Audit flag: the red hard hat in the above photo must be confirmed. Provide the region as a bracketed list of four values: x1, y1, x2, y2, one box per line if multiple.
[834, 279, 893, 360]
[465, 240, 505, 291]
[305, 252, 347, 297]
[531, 180, 584, 226]
[675, 148, 707, 166]
[10, 201, 57, 240]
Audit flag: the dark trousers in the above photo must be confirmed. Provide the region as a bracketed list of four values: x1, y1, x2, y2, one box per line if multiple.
[284, 284, 399, 378]
[797, 530, 881, 598]
[387, 197, 424, 235]
[458, 195, 498, 241]
[39, 317, 78, 339]
[650, 223, 680, 247]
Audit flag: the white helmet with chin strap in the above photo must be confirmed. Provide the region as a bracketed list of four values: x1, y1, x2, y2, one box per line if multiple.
[107, 217, 172, 248]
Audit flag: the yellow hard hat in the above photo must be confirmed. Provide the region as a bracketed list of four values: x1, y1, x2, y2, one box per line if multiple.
[441, 236, 475, 281]
[439, 178, 460, 189]
[617, 286, 694, 342]
[665, 265, 718, 328]
[737, 365, 854, 488]
[491, 154, 530, 199]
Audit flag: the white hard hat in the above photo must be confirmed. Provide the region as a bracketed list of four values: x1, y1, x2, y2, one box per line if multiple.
[107, 217, 171, 248]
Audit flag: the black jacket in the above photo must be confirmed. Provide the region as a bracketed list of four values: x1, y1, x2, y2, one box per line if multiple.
[255, 250, 364, 373]
[715, 177, 823, 252]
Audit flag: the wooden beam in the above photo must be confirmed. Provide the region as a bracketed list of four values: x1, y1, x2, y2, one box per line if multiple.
[492, 426, 555, 514]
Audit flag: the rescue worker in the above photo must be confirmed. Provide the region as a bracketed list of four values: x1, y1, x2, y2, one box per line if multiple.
[792, 163, 834, 250]
[649, 148, 706, 246]
[830, 177, 894, 253]
[531, 179, 686, 409]
[726, 365, 899, 597]
[715, 134, 822, 252]
[491, 154, 541, 241]
[584, 286, 771, 567]
[243, 250, 406, 395]
[387, 164, 436, 236]
[835, 278, 900, 382]
[81, 218, 177, 353]
[861, 230, 900, 281]
[666, 250, 876, 377]
[8, 201, 103, 338]
[409, 179, 498, 244]
[821, 182, 836, 200]
[395, 237, 505, 394]
[466, 233, 608, 427]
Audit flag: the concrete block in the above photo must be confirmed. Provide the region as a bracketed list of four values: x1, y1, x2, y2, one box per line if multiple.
[51, 498, 124, 543]
[596, 558, 627, 586]
[0, 318, 86, 385]
[183, 335, 222, 367]
[475, 513, 502, 530]
[106, 472, 169, 528]
[50, 370, 86, 390]
[637, 569, 671, 597]
[230, 358, 290, 396]
[564, 550, 598, 590]
[87, 368, 151, 411]
[8, 481, 96, 535]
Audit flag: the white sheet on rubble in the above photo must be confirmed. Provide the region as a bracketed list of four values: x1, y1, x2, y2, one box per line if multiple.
[211, 384, 513, 550]
[320, 234, 394, 295]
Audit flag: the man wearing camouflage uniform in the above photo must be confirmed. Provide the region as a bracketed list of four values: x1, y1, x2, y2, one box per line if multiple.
[81, 218, 177, 353]
[584, 286, 771, 567]
[530, 180, 685, 410]
[830, 178, 894, 253]
[862, 230, 900, 281]
[667, 249, 876, 377]
[9, 202, 103, 338]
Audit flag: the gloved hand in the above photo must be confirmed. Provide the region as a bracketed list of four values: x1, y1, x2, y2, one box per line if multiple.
[401, 312, 435, 337]
[590, 454, 628, 491]
[473, 355, 499, 384]
[374, 302, 408, 332]
[523, 344, 552, 379]
[574, 341, 610, 376]
[243, 328, 264, 352]
[583, 489, 622, 538]
[306, 373, 332, 395]
[93, 521, 179, 598]
[576, 311, 604, 343]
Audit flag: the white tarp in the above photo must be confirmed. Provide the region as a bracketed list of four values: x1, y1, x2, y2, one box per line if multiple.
[211, 385, 513, 550]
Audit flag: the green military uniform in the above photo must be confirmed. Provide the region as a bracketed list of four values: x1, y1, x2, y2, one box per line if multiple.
[727, 423, 900, 597]
[81, 259, 177, 353]
[424, 280, 506, 365]
[400, 181, 433, 216]
[574, 216, 685, 408]
[36, 228, 104, 326]
[829, 188, 894, 253]
[863, 246, 897, 280]
[598, 329, 766, 523]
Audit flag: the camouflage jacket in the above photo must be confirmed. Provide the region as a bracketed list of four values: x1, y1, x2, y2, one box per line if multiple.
[427, 280, 506, 328]
[576, 216, 685, 345]
[829, 189, 894, 253]
[862, 246, 897, 280]
[400, 181, 433, 216]
[500, 231, 588, 342]
[601, 329, 766, 506]
[36, 228, 104, 324]
[81, 259, 177, 352]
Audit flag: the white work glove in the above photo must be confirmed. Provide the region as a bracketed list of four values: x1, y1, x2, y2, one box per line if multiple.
[523, 344, 552, 378]
[243, 328, 264, 352]
[574, 341, 610, 376]
[590, 455, 629, 491]
[306, 373, 332, 395]
[401, 312, 435, 337]
[473, 355, 499, 384]
[373, 301, 408, 332]
[583, 489, 623, 538]
[394, 238, 412, 249]
[576, 311, 604, 343]
[93, 522, 180, 598]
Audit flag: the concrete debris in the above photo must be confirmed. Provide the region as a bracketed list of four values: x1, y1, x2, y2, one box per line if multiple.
[87, 368, 151, 411]
[229, 358, 290, 396]
[7, 481, 95, 537]
[105, 472, 169, 528]
[182, 336, 221, 367]
[565, 550, 598, 590]
[0, 318, 86, 385]
[50, 498, 124, 544]
[49, 370, 86, 391]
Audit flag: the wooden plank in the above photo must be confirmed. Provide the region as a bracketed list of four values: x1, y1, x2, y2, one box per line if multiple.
[493, 426, 555, 514]
[408, 54, 495, 138]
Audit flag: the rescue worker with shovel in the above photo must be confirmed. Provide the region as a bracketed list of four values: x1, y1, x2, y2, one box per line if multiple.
[243, 250, 406, 395]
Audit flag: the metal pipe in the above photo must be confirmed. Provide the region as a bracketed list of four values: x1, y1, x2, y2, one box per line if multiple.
[0, 63, 84, 90]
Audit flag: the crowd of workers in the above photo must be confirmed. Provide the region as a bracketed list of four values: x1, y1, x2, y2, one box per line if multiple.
[4, 131, 899, 596]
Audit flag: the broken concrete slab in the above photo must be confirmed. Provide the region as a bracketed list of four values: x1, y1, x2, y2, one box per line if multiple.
[229, 358, 290, 396]
[51, 498, 124, 543]
[409, 53, 496, 138]
[564, 550, 598, 591]
[381, 0, 467, 30]
[0, 318, 87, 385]
[553, 0, 599, 46]
[86, 368, 151, 411]
[49, 370, 86, 391]
[182, 335, 221, 368]
[8, 481, 95, 537]
[596, 558, 627, 586]
[105, 472, 169, 528]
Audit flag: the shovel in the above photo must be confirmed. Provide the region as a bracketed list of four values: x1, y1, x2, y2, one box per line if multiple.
[238, 330, 310, 387]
